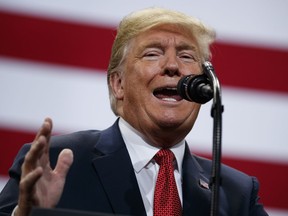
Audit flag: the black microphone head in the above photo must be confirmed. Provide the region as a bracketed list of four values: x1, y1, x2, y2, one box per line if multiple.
[177, 74, 213, 104]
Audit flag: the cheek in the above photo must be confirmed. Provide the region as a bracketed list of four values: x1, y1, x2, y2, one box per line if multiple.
[122, 72, 144, 102]
[125, 63, 158, 89]
[183, 102, 201, 120]
[191, 104, 201, 118]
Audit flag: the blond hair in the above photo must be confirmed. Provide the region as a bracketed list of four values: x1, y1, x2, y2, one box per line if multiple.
[107, 7, 216, 115]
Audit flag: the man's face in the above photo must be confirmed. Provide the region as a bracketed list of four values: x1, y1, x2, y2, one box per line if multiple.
[113, 25, 202, 147]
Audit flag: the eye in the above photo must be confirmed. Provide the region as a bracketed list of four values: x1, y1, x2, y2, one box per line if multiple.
[145, 52, 160, 57]
[142, 48, 163, 60]
[179, 52, 198, 63]
[180, 54, 193, 59]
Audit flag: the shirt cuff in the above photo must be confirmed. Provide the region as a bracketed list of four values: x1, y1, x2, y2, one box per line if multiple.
[11, 205, 18, 216]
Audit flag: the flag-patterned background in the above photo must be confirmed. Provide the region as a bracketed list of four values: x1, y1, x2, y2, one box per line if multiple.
[0, 0, 288, 215]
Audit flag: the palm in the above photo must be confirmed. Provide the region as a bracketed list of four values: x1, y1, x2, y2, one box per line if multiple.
[33, 155, 66, 207]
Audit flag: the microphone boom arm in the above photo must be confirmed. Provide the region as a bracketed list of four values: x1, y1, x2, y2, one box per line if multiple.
[203, 61, 224, 216]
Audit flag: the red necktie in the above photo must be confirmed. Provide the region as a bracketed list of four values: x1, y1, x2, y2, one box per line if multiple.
[153, 149, 182, 216]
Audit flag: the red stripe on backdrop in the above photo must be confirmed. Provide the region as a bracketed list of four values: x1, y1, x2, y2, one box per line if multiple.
[211, 42, 288, 94]
[1, 10, 288, 94]
[0, 10, 116, 70]
[0, 129, 287, 210]
[0, 128, 35, 176]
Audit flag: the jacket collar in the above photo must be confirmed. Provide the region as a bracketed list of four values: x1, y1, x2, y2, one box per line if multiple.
[91, 120, 146, 216]
[182, 145, 212, 216]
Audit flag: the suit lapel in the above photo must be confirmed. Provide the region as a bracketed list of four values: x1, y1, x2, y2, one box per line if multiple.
[91, 121, 146, 216]
[182, 145, 211, 216]
[90, 121, 213, 216]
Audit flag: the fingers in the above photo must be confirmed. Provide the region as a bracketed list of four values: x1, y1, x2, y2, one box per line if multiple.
[22, 117, 53, 175]
[17, 118, 53, 216]
[17, 167, 43, 216]
[22, 135, 46, 176]
[34, 118, 52, 154]
[27, 118, 52, 168]
[54, 149, 74, 178]
[19, 167, 43, 197]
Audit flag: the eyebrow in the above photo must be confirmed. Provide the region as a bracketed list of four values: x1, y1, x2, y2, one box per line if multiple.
[139, 41, 198, 52]
[139, 41, 163, 50]
[176, 43, 198, 52]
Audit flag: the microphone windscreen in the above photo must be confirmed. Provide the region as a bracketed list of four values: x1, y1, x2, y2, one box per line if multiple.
[177, 74, 213, 104]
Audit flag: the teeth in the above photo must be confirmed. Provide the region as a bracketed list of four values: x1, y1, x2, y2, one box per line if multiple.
[161, 98, 177, 102]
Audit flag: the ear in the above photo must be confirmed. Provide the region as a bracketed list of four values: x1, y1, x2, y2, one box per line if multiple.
[109, 72, 124, 100]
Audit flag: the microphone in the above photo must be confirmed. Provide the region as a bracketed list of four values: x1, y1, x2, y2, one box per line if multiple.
[177, 73, 213, 104]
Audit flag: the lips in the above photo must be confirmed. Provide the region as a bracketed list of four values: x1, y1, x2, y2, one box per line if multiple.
[153, 87, 182, 102]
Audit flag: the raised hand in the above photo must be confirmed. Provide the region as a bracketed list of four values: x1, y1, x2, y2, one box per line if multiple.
[15, 118, 74, 216]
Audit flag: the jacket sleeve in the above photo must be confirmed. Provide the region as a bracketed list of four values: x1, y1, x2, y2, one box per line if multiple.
[0, 144, 30, 216]
[249, 177, 269, 216]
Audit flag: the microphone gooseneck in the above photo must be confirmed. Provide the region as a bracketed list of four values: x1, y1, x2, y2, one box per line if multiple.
[177, 73, 213, 104]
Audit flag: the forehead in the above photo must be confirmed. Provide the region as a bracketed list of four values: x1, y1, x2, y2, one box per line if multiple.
[132, 24, 198, 48]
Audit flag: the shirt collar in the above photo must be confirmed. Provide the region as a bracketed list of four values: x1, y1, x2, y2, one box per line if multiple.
[118, 118, 185, 175]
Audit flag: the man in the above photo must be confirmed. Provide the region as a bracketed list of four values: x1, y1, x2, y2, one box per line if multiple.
[0, 7, 268, 216]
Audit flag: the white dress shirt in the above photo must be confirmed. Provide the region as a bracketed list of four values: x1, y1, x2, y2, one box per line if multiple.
[118, 118, 185, 216]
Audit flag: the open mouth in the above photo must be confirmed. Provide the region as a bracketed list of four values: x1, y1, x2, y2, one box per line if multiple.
[153, 87, 182, 102]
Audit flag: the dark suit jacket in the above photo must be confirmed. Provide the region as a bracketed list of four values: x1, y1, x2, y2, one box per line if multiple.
[0, 120, 268, 216]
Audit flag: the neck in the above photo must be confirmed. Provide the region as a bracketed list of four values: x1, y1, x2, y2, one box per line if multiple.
[120, 117, 188, 148]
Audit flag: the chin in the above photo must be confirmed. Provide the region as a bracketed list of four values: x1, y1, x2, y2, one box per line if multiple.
[156, 116, 187, 129]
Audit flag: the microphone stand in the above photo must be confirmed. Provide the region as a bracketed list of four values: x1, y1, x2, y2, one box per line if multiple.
[203, 61, 224, 216]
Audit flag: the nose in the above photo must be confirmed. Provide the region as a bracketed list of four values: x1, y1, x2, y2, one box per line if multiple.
[163, 53, 180, 77]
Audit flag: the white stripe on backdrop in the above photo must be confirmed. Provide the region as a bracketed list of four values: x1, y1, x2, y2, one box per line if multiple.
[1, 57, 287, 163]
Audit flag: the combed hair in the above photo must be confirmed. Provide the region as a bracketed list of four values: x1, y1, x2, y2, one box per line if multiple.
[107, 7, 216, 115]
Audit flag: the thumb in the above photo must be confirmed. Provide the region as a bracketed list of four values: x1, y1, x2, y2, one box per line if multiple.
[54, 149, 74, 178]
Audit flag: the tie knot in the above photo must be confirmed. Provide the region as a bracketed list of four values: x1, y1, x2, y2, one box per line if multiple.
[154, 149, 175, 166]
